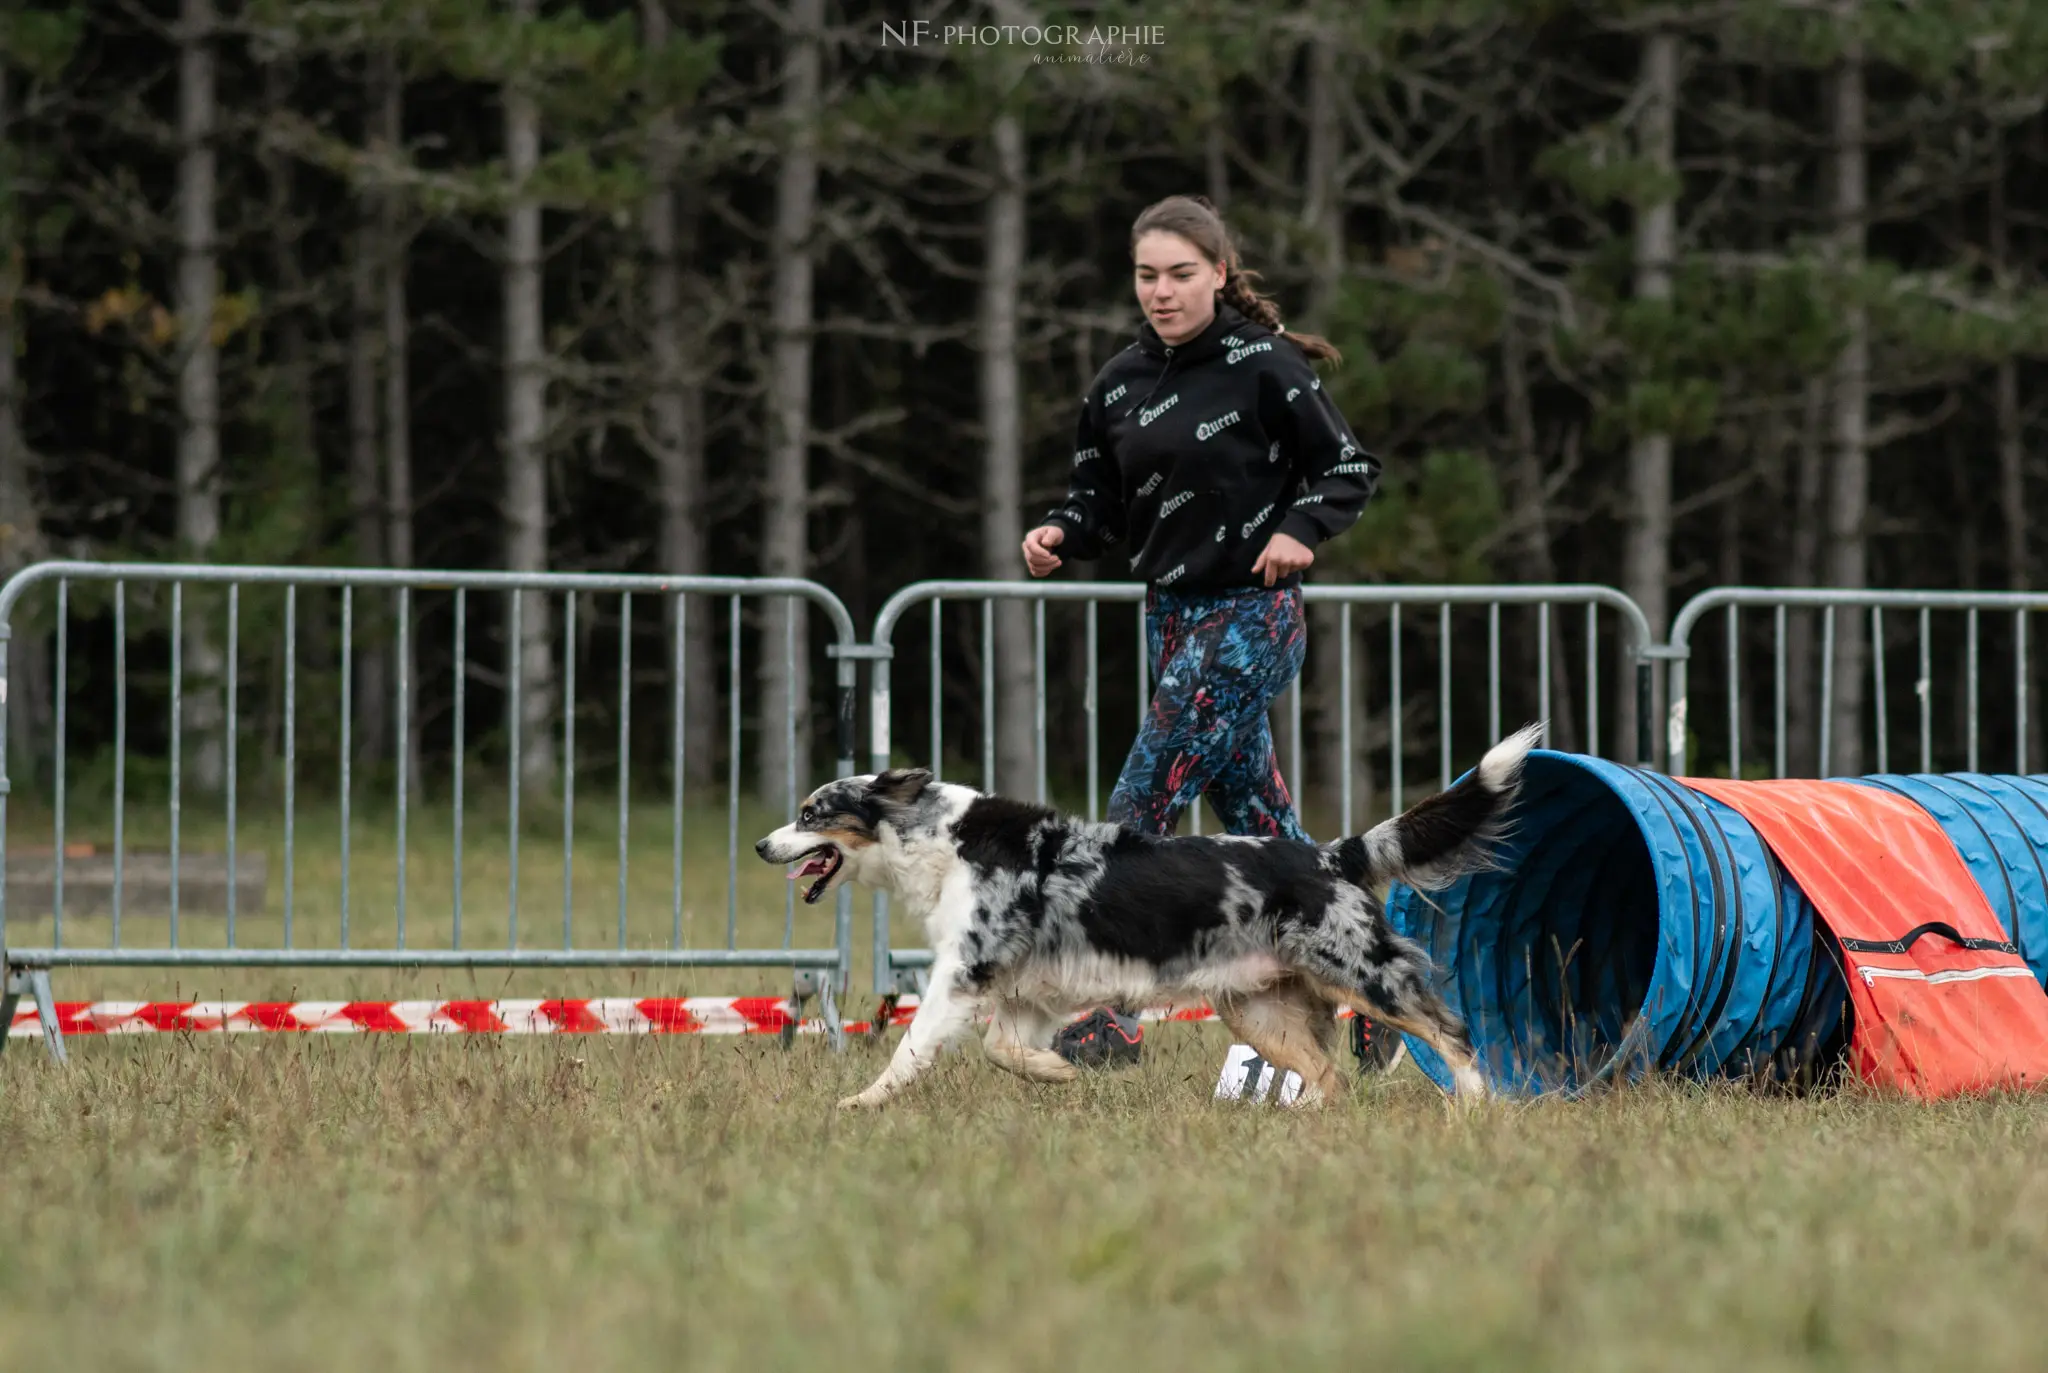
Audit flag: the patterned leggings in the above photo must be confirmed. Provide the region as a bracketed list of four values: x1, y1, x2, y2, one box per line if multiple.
[1106, 584, 1314, 845]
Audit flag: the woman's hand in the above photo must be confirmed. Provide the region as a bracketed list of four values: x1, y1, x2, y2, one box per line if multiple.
[1251, 531, 1314, 586]
[1021, 524, 1066, 577]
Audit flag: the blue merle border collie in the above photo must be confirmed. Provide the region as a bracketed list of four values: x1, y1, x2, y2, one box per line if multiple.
[755, 724, 1538, 1111]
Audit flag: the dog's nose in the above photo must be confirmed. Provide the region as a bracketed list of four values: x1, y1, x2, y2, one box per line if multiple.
[753, 838, 771, 858]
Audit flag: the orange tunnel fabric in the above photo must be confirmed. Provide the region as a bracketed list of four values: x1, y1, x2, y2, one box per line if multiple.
[1681, 776, 2048, 1098]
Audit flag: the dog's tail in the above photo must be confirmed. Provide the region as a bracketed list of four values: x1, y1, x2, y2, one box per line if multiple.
[1328, 722, 1539, 893]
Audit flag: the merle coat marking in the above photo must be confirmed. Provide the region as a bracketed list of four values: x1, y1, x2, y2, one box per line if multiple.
[754, 724, 1539, 1110]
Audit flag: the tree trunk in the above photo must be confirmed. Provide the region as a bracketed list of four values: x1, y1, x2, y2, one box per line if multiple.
[1786, 379, 1826, 776]
[758, 0, 822, 803]
[0, 62, 51, 789]
[1205, 120, 1228, 211]
[176, 0, 225, 794]
[347, 135, 389, 768]
[378, 48, 421, 796]
[1823, 16, 1868, 777]
[504, 0, 556, 793]
[1299, 22, 1364, 812]
[643, 0, 715, 790]
[1501, 313, 1578, 756]
[981, 110, 1034, 797]
[259, 56, 318, 776]
[1991, 131, 2031, 771]
[1621, 28, 1677, 769]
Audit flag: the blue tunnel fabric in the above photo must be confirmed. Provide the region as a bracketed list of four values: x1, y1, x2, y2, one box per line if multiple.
[1388, 756, 2048, 1096]
[1388, 751, 1850, 1096]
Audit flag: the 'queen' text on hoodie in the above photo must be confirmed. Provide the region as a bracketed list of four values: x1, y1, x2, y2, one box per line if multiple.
[1043, 303, 1380, 593]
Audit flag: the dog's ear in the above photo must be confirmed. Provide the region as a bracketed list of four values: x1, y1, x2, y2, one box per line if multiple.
[867, 767, 933, 808]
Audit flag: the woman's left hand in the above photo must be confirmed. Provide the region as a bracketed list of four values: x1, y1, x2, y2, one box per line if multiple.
[1251, 532, 1314, 586]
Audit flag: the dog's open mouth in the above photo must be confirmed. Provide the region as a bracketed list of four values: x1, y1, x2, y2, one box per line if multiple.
[789, 847, 843, 904]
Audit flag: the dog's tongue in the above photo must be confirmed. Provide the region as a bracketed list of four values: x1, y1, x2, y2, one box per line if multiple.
[791, 855, 830, 880]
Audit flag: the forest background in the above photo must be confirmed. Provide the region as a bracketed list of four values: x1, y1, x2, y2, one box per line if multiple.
[4, 0, 2046, 818]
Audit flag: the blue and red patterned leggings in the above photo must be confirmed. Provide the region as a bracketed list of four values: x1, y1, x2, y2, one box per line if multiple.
[1106, 584, 1314, 845]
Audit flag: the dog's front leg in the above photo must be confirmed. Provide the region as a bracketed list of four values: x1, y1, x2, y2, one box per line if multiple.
[839, 956, 978, 1110]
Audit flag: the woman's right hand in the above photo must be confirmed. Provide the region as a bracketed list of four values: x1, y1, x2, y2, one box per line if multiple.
[1021, 524, 1066, 577]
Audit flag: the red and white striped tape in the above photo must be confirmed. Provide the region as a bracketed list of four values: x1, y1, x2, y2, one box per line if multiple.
[5, 996, 1236, 1038]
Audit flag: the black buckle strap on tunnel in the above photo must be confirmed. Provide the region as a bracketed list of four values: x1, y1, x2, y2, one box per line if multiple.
[1837, 921, 2020, 957]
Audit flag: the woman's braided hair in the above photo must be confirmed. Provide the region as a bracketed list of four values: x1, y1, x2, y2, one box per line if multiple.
[1129, 194, 1342, 364]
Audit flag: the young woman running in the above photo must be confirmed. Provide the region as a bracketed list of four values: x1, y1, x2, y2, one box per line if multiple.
[1021, 194, 1401, 1072]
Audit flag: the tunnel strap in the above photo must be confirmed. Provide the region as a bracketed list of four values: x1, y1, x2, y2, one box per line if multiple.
[1838, 922, 2019, 957]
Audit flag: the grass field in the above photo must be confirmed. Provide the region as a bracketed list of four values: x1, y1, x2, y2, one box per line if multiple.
[4, 1030, 2048, 1369]
[11, 783, 2048, 1368]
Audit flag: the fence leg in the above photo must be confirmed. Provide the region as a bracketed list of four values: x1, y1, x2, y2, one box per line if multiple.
[0, 971, 19, 1058]
[10, 969, 66, 1064]
[817, 972, 844, 1053]
[782, 977, 811, 1051]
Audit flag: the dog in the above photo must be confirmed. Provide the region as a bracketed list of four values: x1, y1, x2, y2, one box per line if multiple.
[755, 723, 1538, 1111]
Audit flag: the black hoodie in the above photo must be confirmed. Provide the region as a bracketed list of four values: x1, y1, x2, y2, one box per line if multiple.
[1041, 303, 1380, 593]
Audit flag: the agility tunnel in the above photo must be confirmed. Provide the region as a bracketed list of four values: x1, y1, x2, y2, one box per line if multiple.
[1386, 753, 2048, 1098]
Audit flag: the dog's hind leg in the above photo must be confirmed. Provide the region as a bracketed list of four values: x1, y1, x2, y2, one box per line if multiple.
[840, 954, 980, 1110]
[1305, 949, 1489, 1106]
[983, 1001, 1078, 1085]
[1216, 982, 1343, 1108]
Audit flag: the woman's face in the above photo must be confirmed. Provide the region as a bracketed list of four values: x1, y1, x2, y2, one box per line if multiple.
[1133, 231, 1224, 345]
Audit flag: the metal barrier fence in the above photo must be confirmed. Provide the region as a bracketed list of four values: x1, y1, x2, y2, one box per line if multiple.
[21, 564, 2040, 1053]
[0, 562, 863, 1059]
[863, 580, 1658, 994]
[1665, 588, 2048, 778]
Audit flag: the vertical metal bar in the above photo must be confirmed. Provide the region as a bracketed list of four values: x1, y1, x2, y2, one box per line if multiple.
[871, 642, 893, 996]
[1339, 602, 1353, 836]
[283, 585, 294, 948]
[340, 585, 352, 948]
[982, 599, 994, 794]
[929, 599, 942, 781]
[1439, 602, 1451, 791]
[1035, 597, 1047, 805]
[453, 589, 465, 949]
[1137, 599, 1149, 730]
[1818, 605, 1834, 778]
[509, 588, 521, 949]
[784, 595, 796, 947]
[1774, 605, 1788, 780]
[563, 593, 577, 951]
[226, 583, 238, 946]
[1870, 606, 1888, 775]
[1537, 602, 1551, 748]
[618, 592, 632, 953]
[1586, 604, 1599, 760]
[170, 582, 182, 948]
[727, 593, 740, 950]
[395, 587, 409, 951]
[670, 593, 683, 951]
[1392, 602, 1404, 816]
[1085, 599, 1099, 822]
[113, 581, 126, 947]
[1919, 606, 1932, 774]
[1968, 607, 1981, 773]
[2018, 609, 2029, 775]
[1487, 602, 1501, 743]
[53, 580, 66, 945]
[1288, 675, 1302, 802]
[1726, 603, 1739, 780]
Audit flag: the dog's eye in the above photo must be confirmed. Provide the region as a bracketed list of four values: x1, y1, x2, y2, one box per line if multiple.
[801, 805, 816, 824]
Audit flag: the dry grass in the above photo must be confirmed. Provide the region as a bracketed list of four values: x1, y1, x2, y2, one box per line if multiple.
[4, 1028, 2048, 1370]
[11, 788, 2048, 1368]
